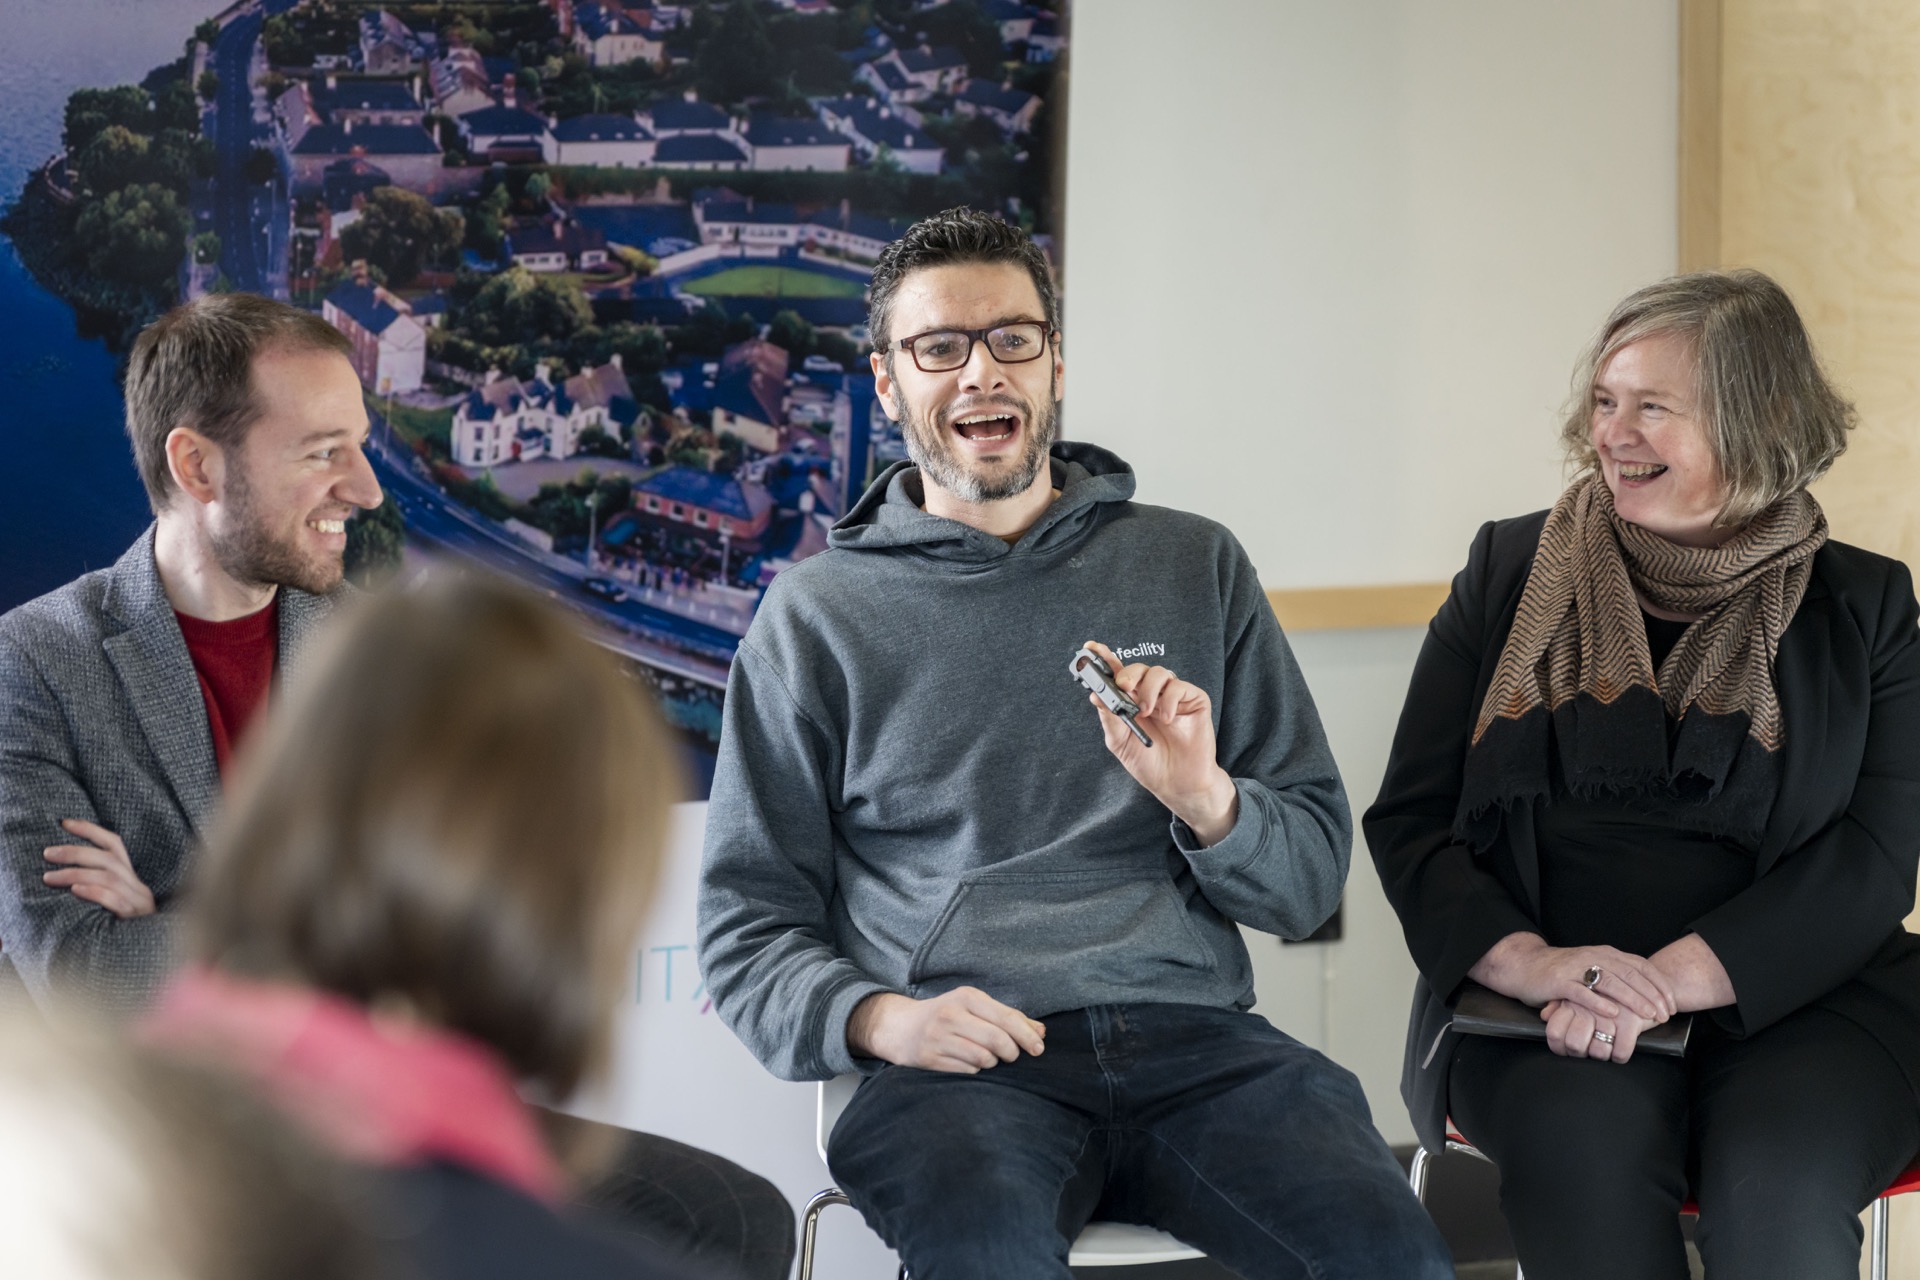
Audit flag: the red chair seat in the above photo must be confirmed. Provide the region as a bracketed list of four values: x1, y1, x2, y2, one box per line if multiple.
[1445, 1130, 1920, 1210]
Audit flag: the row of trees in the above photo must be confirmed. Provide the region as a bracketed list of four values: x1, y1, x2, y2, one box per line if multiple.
[429, 266, 676, 409]
[54, 70, 210, 297]
[525, 470, 635, 545]
[426, 264, 871, 418]
[338, 187, 465, 285]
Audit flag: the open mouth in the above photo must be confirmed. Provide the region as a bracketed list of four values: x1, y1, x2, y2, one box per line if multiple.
[1617, 461, 1668, 482]
[951, 412, 1020, 443]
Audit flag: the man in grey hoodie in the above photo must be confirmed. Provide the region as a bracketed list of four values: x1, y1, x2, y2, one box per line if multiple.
[697, 209, 1450, 1279]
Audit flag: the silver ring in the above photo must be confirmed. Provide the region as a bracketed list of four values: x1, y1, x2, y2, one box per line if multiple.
[1581, 966, 1604, 991]
[1593, 1031, 1615, 1045]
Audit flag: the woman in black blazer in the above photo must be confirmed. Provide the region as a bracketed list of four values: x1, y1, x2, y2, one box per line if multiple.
[1366, 270, 1920, 1280]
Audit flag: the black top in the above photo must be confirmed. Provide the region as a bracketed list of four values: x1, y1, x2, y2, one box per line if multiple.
[1533, 797, 1754, 957]
[1525, 612, 1758, 956]
[1644, 610, 1689, 669]
[1365, 509, 1920, 1152]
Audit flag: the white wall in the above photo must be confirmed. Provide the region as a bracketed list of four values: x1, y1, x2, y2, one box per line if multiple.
[1062, 0, 1678, 588]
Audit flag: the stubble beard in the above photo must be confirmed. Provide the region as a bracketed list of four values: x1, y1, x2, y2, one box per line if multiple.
[208, 460, 344, 597]
[898, 366, 1061, 505]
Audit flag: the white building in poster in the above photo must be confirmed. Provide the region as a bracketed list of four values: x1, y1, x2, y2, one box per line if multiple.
[322, 280, 426, 394]
[452, 359, 638, 468]
[744, 115, 850, 172]
[813, 96, 944, 174]
[544, 113, 658, 167]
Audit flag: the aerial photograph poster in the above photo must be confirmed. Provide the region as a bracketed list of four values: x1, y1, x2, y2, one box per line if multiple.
[0, 0, 1070, 789]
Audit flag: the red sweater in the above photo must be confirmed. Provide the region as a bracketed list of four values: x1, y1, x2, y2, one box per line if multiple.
[173, 597, 279, 774]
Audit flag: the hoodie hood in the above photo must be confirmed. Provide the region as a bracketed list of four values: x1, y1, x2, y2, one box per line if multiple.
[828, 441, 1138, 563]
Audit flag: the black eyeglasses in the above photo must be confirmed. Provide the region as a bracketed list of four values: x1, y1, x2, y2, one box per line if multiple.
[890, 322, 1054, 373]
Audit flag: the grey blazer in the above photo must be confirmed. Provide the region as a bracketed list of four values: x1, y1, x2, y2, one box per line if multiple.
[0, 526, 340, 1014]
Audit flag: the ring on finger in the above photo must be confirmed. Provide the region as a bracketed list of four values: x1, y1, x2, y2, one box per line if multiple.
[1593, 1031, 1615, 1045]
[1581, 965, 1604, 991]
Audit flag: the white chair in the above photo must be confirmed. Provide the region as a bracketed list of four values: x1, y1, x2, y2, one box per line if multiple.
[797, 1073, 1205, 1279]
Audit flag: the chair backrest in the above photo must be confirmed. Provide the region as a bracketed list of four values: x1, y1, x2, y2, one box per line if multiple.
[817, 1074, 862, 1166]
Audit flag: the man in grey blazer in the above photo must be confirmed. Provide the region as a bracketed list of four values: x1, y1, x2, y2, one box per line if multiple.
[0, 293, 382, 1014]
[0, 294, 809, 1280]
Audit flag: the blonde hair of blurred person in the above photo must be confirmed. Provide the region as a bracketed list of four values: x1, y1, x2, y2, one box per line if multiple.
[186, 571, 678, 1103]
[0, 1010, 390, 1280]
[144, 573, 713, 1280]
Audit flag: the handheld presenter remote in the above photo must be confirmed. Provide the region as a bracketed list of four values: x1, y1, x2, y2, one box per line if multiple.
[1069, 646, 1154, 748]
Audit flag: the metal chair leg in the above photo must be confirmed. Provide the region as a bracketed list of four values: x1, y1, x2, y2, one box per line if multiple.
[798, 1188, 851, 1280]
[1408, 1145, 1432, 1202]
[1419, 1139, 1522, 1279]
[1871, 1194, 1890, 1280]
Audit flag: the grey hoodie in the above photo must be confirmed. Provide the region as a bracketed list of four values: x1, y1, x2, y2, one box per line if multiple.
[696, 443, 1351, 1081]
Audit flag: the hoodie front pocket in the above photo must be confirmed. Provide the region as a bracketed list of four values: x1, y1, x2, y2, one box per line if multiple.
[904, 867, 1217, 1000]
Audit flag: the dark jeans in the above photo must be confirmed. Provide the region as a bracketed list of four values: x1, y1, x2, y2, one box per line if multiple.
[543, 1112, 797, 1280]
[827, 1002, 1452, 1280]
[1449, 1005, 1920, 1280]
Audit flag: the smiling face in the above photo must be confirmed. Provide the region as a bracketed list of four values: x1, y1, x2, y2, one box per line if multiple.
[1589, 331, 1733, 547]
[206, 346, 382, 594]
[871, 261, 1064, 508]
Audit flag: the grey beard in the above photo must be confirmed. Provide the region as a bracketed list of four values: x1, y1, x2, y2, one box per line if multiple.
[899, 384, 1061, 505]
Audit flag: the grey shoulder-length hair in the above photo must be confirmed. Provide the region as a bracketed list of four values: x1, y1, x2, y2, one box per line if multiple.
[1559, 269, 1856, 527]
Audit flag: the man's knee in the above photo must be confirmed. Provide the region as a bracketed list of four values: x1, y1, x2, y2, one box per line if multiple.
[833, 1115, 1090, 1276]
[828, 1070, 1092, 1209]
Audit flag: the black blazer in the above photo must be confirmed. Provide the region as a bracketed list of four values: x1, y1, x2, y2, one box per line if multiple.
[1364, 510, 1920, 1152]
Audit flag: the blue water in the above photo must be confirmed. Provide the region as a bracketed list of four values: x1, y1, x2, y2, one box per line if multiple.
[0, 1, 217, 611]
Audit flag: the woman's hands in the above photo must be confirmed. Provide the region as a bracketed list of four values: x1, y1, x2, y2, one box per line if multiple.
[1539, 1000, 1657, 1063]
[1471, 932, 1678, 1024]
[1470, 931, 1735, 1064]
[1470, 932, 1675, 1063]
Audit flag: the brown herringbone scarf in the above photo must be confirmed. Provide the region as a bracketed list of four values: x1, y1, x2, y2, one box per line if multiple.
[1455, 475, 1826, 849]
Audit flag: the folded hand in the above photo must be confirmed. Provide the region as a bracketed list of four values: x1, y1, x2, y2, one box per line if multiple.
[43, 819, 154, 919]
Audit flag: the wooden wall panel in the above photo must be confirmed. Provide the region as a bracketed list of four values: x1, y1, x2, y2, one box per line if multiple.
[1679, 0, 1723, 271]
[1710, 0, 1920, 564]
[1266, 584, 1450, 633]
[1689, 6, 1920, 1271]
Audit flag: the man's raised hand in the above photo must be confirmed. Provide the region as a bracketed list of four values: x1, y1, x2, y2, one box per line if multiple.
[1082, 639, 1239, 847]
[43, 819, 156, 919]
[847, 988, 1046, 1073]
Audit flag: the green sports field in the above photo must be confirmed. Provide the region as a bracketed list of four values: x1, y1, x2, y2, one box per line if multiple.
[679, 265, 865, 299]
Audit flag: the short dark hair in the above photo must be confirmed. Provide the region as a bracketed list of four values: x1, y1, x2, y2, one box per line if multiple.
[124, 293, 352, 512]
[188, 574, 681, 1100]
[867, 207, 1059, 353]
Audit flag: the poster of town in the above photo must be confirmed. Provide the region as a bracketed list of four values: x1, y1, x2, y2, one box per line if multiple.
[0, 0, 1068, 788]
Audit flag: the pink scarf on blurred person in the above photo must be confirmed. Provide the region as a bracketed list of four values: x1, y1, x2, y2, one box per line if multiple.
[141, 967, 564, 1204]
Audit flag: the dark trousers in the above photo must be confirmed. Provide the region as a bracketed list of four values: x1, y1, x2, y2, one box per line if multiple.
[1449, 1005, 1920, 1280]
[827, 1002, 1453, 1280]
[542, 1112, 797, 1280]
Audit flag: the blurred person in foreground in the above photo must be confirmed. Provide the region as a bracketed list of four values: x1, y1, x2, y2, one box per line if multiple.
[0, 292, 380, 1014]
[0, 1009, 392, 1280]
[141, 574, 756, 1280]
[1367, 270, 1920, 1279]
